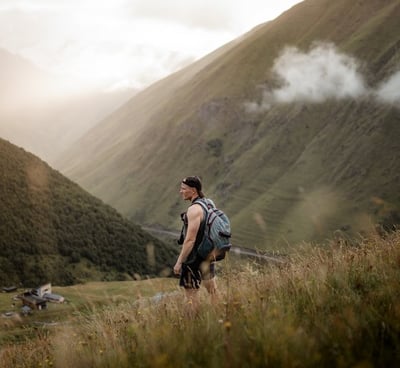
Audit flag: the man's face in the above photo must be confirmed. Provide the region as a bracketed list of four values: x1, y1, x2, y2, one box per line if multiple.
[180, 183, 195, 201]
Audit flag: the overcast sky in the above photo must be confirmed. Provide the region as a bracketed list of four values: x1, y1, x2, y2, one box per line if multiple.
[0, 0, 302, 91]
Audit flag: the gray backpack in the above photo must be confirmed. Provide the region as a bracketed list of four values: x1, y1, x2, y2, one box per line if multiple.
[192, 198, 232, 261]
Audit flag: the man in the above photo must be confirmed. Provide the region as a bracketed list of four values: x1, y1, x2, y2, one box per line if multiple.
[173, 176, 217, 305]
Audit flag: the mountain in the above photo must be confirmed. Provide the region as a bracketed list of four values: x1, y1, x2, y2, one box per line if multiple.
[0, 138, 176, 287]
[56, 0, 400, 250]
[0, 48, 136, 163]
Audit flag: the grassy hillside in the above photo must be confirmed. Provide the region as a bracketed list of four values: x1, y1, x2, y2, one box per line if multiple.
[57, 0, 400, 249]
[1, 230, 399, 367]
[0, 138, 177, 287]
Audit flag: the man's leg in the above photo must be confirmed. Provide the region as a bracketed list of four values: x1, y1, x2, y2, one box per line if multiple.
[180, 262, 201, 316]
[201, 261, 218, 303]
[184, 288, 200, 316]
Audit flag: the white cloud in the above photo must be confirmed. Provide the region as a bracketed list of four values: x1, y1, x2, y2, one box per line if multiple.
[0, 0, 302, 91]
[125, 1, 236, 32]
[375, 71, 400, 105]
[245, 43, 400, 114]
[245, 43, 371, 113]
[272, 43, 367, 103]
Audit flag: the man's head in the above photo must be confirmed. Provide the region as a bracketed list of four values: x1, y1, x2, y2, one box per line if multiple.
[180, 176, 204, 200]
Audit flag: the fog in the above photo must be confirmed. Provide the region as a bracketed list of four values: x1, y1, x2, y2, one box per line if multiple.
[0, 0, 302, 91]
[0, 50, 136, 163]
[375, 71, 400, 105]
[245, 42, 400, 113]
[272, 43, 366, 103]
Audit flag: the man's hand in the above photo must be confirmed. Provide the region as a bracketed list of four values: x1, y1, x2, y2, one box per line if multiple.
[173, 261, 182, 275]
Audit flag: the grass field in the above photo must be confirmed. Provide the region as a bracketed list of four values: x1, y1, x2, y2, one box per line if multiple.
[1, 230, 400, 367]
[0, 278, 177, 346]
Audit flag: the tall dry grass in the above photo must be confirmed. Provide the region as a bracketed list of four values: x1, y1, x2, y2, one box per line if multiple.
[1, 230, 400, 367]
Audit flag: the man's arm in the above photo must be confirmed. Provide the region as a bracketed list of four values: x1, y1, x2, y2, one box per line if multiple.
[173, 204, 203, 275]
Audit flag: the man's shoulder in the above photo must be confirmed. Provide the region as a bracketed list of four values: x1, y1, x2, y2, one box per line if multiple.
[188, 198, 211, 217]
[187, 201, 204, 214]
[193, 197, 215, 209]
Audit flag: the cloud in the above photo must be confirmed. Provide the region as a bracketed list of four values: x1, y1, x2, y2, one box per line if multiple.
[271, 43, 367, 103]
[245, 42, 400, 113]
[375, 71, 400, 105]
[0, 0, 303, 91]
[0, 0, 236, 90]
[125, 0, 236, 32]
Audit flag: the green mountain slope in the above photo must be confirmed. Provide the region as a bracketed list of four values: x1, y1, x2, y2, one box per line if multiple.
[0, 138, 176, 287]
[57, 0, 400, 249]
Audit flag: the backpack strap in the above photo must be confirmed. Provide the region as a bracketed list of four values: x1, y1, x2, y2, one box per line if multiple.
[177, 211, 187, 245]
[177, 198, 208, 247]
[190, 198, 210, 249]
[192, 197, 214, 211]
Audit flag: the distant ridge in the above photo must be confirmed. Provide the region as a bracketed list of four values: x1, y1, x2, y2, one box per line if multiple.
[0, 48, 136, 163]
[57, 0, 400, 249]
[0, 138, 176, 287]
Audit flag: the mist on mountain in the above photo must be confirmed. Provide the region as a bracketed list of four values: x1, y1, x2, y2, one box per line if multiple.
[245, 42, 400, 113]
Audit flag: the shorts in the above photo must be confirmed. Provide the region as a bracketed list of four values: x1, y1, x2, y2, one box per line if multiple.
[179, 256, 216, 289]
